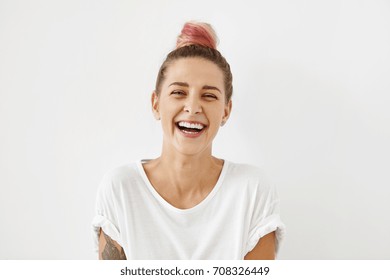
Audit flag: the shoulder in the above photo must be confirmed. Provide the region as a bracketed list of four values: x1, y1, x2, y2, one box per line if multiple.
[224, 161, 280, 212]
[224, 161, 276, 194]
[97, 162, 141, 194]
[227, 161, 271, 183]
[103, 162, 139, 182]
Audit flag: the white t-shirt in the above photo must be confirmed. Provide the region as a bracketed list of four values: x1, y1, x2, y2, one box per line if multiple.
[92, 159, 285, 259]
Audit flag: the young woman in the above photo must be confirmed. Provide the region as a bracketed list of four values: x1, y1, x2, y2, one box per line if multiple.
[92, 21, 285, 260]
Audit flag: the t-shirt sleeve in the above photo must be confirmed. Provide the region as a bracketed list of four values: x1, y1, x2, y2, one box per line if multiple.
[91, 174, 122, 253]
[245, 173, 286, 257]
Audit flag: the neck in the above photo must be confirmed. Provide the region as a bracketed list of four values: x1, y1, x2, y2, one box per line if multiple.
[153, 146, 223, 194]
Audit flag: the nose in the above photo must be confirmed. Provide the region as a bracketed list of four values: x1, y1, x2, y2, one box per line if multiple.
[184, 95, 202, 115]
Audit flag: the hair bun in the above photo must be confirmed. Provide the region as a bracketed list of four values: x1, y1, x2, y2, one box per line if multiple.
[176, 21, 218, 49]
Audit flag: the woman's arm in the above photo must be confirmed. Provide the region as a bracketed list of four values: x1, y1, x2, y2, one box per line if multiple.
[98, 228, 127, 260]
[244, 231, 276, 260]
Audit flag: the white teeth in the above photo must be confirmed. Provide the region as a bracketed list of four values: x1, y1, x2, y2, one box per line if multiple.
[178, 121, 204, 130]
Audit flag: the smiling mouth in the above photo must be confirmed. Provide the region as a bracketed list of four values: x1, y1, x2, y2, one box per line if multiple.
[175, 121, 207, 135]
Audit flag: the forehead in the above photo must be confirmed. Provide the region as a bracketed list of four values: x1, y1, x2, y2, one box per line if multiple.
[163, 57, 224, 88]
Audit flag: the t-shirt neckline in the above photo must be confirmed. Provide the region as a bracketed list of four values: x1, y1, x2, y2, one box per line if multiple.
[136, 159, 229, 214]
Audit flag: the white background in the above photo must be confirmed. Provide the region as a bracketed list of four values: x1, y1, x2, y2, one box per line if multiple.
[0, 0, 389, 259]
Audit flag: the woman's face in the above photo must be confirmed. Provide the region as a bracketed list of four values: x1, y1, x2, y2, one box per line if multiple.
[152, 57, 232, 156]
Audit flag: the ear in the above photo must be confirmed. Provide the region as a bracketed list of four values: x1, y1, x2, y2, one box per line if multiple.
[221, 99, 232, 126]
[151, 91, 160, 120]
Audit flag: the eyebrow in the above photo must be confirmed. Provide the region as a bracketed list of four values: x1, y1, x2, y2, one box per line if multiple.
[169, 82, 222, 94]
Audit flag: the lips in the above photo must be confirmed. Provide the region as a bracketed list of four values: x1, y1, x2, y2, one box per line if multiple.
[175, 120, 207, 138]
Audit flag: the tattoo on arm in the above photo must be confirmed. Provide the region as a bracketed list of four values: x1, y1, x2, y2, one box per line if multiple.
[102, 232, 126, 260]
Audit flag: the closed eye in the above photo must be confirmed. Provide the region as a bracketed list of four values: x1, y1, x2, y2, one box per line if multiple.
[204, 94, 218, 100]
[171, 90, 186, 96]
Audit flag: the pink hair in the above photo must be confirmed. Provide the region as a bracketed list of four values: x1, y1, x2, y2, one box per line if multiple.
[176, 21, 218, 49]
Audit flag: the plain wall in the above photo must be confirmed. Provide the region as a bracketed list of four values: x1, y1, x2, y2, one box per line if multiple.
[1, 0, 389, 259]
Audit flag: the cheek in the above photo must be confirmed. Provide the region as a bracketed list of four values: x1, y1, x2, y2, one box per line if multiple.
[159, 102, 180, 130]
[159, 101, 176, 118]
[208, 105, 225, 121]
[205, 112, 223, 133]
